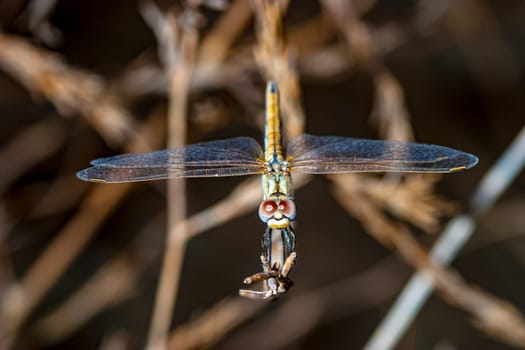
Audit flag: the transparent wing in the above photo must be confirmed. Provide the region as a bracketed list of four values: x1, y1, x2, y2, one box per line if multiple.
[77, 137, 265, 183]
[287, 134, 478, 174]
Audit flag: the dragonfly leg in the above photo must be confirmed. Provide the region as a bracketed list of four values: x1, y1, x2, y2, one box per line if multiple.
[261, 227, 273, 262]
[289, 226, 296, 252]
[281, 226, 296, 258]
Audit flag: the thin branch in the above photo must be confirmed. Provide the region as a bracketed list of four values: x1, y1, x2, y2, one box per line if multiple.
[28, 173, 310, 346]
[321, 0, 413, 142]
[30, 214, 164, 345]
[0, 113, 165, 348]
[217, 257, 407, 350]
[331, 168, 525, 349]
[141, 2, 200, 349]
[364, 124, 525, 350]
[356, 174, 457, 233]
[253, 0, 304, 138]
[168, 297, 264, 350]
[99, 330, 130, 350]
[0, 31, 141, 147]
[196, 0, 253, 82]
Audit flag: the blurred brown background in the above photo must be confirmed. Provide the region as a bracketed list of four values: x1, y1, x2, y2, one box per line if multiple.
[0, 0, 525, 349]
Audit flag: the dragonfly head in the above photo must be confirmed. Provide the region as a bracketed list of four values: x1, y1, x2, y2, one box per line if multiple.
[258, 197, 296, 228]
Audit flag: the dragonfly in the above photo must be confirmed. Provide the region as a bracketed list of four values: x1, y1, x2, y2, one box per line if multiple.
[77, 81, 478, 300]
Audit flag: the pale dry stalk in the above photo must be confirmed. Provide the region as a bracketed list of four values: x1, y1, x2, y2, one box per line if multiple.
[161, 2, 317, 335]
[141, 2, 200, 349]
[28, 180, 247, 346]
[115, 0, 254, 99]
[365, 124, 525, 350]
[31, 254, 140, 343]
[29, 173, 309, 346]
[0, 114, 165, 347]
[0, 31, 141, 147]
[330, 174, 525, 348]
[217, 257, 406, 350]
[115, 11, 340, 100]
[253, 0, 304, 138]
[321, 0, 413, 142]
[168, 297, 264, 350]
[30, 214, 164, 345]
[355, 174, 457, 233]
[19, 46, 312, 345]
[195, 0, 253, 84]
[163, 173, 310, 348]
[99, 330, 130, 350]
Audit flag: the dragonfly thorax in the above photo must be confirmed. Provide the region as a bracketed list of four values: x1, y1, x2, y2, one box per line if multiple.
[262, 159, 292, 201]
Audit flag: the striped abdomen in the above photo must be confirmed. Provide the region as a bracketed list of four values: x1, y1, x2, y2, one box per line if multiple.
[264, 81, 284, 163]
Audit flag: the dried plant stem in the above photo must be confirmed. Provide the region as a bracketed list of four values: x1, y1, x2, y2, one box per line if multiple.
[31, 251, 139, 342]
[0, 115, 164, 348]
[29, 180, 254, 346]
[331, 172, 525, 349]
[115, 12, 338, 100]
[0, 31, 140, 147]
[253, 0, 304, 138]
[321, 0, 413, 142]
[218, 257, 406, 350]
[143, 3, 200, 349]
[99, 329, 130, 350]
[28, 170, 310, 346]
[30, 214, 164, 344]
[2, 188, 132, 347]
[196, 0, 253, 84]
[168, 297, 264, 350]
[364, 124, 525, 350]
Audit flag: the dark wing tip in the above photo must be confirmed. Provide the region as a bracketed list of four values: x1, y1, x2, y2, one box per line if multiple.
[449, 153, 479, 172]
[76, 168, 107, 183]
[465, 153, 479, 169]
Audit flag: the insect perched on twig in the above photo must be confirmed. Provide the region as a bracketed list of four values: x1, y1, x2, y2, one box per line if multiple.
[77, 81, 478, 300]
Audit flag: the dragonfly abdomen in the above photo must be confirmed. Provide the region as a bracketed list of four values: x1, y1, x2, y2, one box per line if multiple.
[264, 81, 284, 162]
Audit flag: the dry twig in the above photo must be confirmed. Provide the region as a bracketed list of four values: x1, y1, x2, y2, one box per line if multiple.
[331, 173, 525, 348]
[0, 112, 165, 348]
[0, 31, 141, 147]
[30, 214, 164, 345]
[321, 0, 413, 142]
[26, 174, 311, 346]
[365, 124, 525, 350]
[140, 2, 200, 349]
[168, 297, 264, 350]
[217, 256, 407, 350]
[253, 0, 304, 138]
[356, 174, 457, 233]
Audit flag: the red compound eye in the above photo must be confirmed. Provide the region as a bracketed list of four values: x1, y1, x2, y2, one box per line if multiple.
[278, 199, 296, 219]
[258, 200, 277, 222]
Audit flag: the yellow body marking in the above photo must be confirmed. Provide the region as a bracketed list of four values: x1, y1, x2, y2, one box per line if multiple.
[264, 81, 283, 163]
